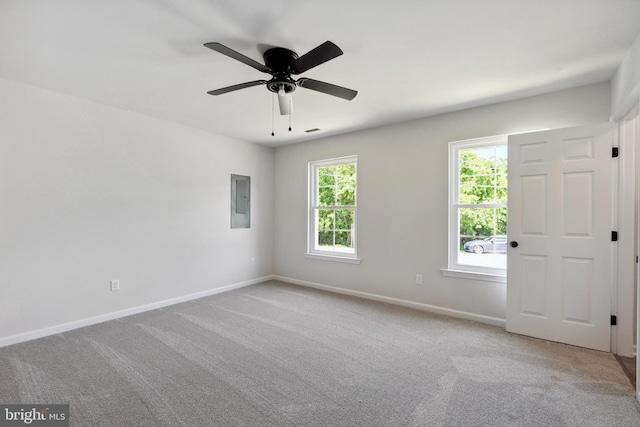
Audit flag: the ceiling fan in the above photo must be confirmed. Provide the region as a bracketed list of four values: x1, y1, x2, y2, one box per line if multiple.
[204, 41, 357, 117]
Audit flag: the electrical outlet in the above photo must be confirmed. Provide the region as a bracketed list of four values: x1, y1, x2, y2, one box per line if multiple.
[415, 274, 423, 285]
[250, 257, 256, 266]
[110, 279, 120, 292]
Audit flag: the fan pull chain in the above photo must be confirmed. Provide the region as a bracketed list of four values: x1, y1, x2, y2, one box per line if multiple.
[271, 93, 275, 136]
[288, 94, 292, 131]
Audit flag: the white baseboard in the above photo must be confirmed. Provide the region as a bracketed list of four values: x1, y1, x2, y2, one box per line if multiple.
[273, 275, 507, 328]
[0, 275, 275, 348]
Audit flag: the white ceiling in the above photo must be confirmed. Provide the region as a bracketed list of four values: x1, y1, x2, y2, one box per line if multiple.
[1, 0, 640, 147]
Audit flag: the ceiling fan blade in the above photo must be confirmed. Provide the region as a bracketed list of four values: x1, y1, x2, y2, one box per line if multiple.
[204, 42, 272, 74]
[290, 41, 343, 74]
[278, 93, 292, 115]
[297, 78, 358, 101]
[207, 80, 267, 96]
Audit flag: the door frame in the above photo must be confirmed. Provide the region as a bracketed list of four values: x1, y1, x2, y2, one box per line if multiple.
[608, 95, 639, 402]
[614, 104, 638, 358]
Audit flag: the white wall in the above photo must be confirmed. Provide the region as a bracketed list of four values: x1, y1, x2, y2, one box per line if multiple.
[273, 82, 611, 323]
[0, 78, 274, 345]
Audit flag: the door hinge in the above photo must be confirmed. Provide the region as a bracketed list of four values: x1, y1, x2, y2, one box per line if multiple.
[611, 315, 617, 326]
[611, 231, 618, 241]
[612, 147, 619, 157]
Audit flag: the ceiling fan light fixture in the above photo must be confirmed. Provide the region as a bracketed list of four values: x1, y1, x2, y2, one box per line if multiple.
[204, 41, 358, 135]
[204, 41, 357, 101]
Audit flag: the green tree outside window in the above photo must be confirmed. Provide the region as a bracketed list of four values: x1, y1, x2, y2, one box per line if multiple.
[458, 146, 507, 248]
[317, 164, 356, 249]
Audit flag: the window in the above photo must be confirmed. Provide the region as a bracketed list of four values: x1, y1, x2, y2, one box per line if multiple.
[307, 156, 359, 263]
[446, 135, 507, 279]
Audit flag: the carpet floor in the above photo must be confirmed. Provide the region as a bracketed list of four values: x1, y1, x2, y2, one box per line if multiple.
[0, 280, 639, 426]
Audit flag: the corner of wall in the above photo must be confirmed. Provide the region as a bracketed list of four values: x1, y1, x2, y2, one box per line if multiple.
[611, 32, 640, 119]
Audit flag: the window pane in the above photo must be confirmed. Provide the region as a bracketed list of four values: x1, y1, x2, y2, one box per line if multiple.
[317, 209, 334, 231]
[335, 231, 353, 249]
[318, 231, 334, 247]
[495, 174, 508, 204]
[318, 186, 336, 206]
[335, 209, 354, 231]
[318, 167, 336, 186]
[337, 185, 356, 206]
[458, 207, 507, 269]
[337, 164, 356, 183]
[459, 145, 508, 204]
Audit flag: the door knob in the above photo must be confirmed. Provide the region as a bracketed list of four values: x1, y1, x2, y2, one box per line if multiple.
[510, 241, 518, 248]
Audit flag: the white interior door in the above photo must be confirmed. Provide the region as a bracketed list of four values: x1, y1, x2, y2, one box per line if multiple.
[506, 123, 614, 352]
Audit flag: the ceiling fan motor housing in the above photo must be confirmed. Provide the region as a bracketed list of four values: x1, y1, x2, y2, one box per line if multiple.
[264, 47, 298, 94]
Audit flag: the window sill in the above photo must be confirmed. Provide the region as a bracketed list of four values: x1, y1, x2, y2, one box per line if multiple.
[441, 268, 506, 283]
[305, 253, 361, 264]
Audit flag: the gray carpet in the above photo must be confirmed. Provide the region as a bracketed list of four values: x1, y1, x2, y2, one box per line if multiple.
[0, 280, 638, 426]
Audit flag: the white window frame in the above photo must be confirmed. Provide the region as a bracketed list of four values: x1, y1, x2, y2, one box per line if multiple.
[443, 135, 507, 282]
[306, 155, 360, 264]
